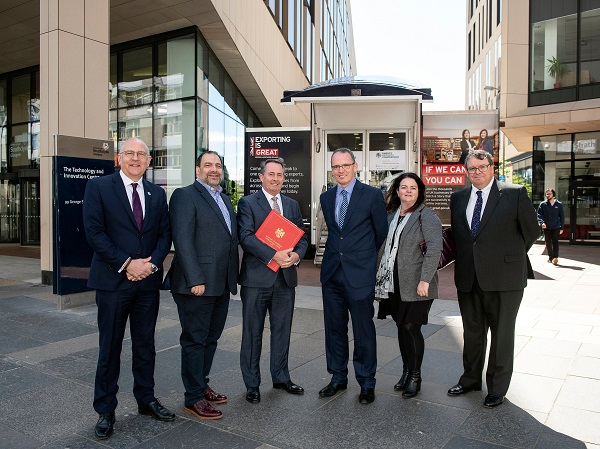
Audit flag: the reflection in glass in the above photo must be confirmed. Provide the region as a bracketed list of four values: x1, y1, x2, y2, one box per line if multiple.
[0, 180, 19, 242]
[119, 46, 153, 106]
[9, 124, 30, 170]
[580, 8, 600, 86]
[369, 132, 406, 190]
[11, 75, 30, 124]
[117, 106, 153, 153]
[21, 178, 40, 245]
[152, 100, 196, 199]
[156, 35, 195, 102]
[326, 133, 363, 188]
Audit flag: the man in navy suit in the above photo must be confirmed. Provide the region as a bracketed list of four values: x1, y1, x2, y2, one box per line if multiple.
[83, 137, 174, 440]
[237, 158, 308, 403]
[318, 148, 388, 404]
[447, 149, 539, 408]
[169, 151, 238, 420]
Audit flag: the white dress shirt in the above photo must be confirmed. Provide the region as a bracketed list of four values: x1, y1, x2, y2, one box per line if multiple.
[466, 178, 495, 227]
[119, 170, 145, 217]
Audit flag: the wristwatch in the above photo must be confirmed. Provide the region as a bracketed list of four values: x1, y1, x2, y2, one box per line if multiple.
[150, 263, 159, 274]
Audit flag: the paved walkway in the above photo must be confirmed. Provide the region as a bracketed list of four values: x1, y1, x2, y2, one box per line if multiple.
[0, 243, 599, 448]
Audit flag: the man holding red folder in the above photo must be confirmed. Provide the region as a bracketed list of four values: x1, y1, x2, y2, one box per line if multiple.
[238, 158, 308, 403]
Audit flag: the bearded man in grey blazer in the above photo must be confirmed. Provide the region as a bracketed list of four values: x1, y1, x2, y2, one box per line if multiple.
[169, 151, 238, 420]
[447, 149, 539, 408]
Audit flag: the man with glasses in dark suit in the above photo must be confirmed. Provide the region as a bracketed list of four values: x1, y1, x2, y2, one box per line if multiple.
[447, 149, 539, 408]
[84, 137, 174, 440]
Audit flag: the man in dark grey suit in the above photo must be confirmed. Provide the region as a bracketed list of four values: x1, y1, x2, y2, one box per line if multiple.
[448, 149, 539, 408]
[169, 151, 238, 420]
[237, 158, 308, 403]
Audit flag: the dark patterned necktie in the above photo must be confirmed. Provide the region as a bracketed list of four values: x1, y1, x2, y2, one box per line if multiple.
[271, 196, 281, 213]
[132, 183, 143, 231]
[338, 190, 348, 229]
[471, 190, 482, 238]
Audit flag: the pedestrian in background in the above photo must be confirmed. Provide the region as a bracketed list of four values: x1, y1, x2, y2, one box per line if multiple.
[537, 188, 565, 265]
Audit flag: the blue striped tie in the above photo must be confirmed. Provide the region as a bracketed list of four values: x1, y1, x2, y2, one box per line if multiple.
[471, 190, 482, 238]
[338, 190, 348, 229]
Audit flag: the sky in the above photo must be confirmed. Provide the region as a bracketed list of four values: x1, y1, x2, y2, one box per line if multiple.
[350, 0, 466, 111]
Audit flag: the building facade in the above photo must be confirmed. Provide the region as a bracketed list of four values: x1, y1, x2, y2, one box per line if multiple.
[0, 0, 356, 278]
[466, 0, 600, 245]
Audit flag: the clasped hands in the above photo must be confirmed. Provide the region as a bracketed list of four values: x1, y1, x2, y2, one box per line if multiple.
[272, 248, 298, 269]
[125, 257, 154, 282]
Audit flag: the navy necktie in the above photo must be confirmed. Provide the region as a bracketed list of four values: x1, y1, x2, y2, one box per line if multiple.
[131, 183, 143, 231]
[471, 190, 482, 238]
[338, 190, 348, 229]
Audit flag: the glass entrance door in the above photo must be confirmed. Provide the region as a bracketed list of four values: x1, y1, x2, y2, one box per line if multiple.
[325, 131, 408, 191]
[0, 180, 19, 243]
[572, 181, 600, 243]
[20, 178, 40, 245]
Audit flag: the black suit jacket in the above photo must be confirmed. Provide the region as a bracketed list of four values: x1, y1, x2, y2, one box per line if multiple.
[319, 180, 388, 288]
[83, 171, 171, 291]
[169, 181, 238, 297]
[238, 190, 308, 288]
[450, 180, 539, 292]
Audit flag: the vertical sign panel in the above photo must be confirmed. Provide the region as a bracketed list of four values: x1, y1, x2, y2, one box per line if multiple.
[245, 128, 311, 243]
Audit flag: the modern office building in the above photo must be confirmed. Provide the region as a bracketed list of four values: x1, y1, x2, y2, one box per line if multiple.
[466, 0, 600, 244]
[0, 0, 356, 279]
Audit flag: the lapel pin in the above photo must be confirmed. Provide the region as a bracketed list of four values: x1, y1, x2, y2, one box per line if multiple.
[147, 191, 151, 195]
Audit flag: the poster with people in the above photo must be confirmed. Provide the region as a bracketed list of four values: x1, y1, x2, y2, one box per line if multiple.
[421, 111, 499, 224]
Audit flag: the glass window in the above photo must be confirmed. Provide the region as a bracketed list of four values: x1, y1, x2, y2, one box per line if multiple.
[208, 54, 225, 111]
[117, 105, 153, 153]
[533, 135, 572, 161]
[156, 35, 195, 102]
[580, 7, 600, 86]
[119, 46, 153, 106]
[0, 79, 6, 172]
[208, 105, 225, 156]
[574, 131, 600, 159]
[9, 124, 30, 171]
[11, 75, 30, 124]
[152, 99, 196, 199]
[31, 72, 40, 122]
[110, 54, 118, 108]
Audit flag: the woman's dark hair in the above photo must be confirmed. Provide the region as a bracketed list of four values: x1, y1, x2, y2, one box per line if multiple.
[462, 129, 470, 140]
[479, 129, 488, 140]
[384, 172, 426, 213]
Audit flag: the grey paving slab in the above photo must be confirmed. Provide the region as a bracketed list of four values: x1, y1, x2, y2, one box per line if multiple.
[545, 405, 600, 444]
[0, 365, 60, 400]
[274, 390, 470, 449]
[0, 380, 95, 444]
[442, 435, 512, 449]
[0, 422, 41, 449]
[454, 401, 544, 448]
[555, 376, 600, 412]
[36, 435, 111, 449]
[132, 420, 265, 449]
[534, 428, 588, 449]
[0, 357, 18, 373]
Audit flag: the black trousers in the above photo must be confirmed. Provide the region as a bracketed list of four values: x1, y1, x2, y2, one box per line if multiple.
[94, 285, 160, 414]
[173, 291, 229, 407]
[543, 228, 560, 260]
[457, 276, 523, 397]
[240, 271, 295, 388]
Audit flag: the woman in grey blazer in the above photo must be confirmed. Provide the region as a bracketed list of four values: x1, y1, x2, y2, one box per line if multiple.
[376, 173, 442, 398]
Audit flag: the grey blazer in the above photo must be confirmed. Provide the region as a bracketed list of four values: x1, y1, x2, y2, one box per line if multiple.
[392, 204, 443, 302]
[169, 181, 239, 297]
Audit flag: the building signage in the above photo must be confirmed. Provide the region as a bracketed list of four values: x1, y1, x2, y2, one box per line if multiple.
[421, 111, 499, 225]
[245, 128, 311, 242]
[53, 136, 115, 295]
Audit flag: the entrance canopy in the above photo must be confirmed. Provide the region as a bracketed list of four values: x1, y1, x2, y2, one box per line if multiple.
[281, 76, 433, 104]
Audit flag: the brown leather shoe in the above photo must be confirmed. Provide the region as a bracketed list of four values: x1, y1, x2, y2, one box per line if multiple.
[184, 400, 223, 420]
[204, 386, 228, 404]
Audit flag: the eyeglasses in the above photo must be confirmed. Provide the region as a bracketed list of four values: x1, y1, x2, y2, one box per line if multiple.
[331, 163, 354, 171]
[121, 151, 149, 159]
[467, 164, 490, 174]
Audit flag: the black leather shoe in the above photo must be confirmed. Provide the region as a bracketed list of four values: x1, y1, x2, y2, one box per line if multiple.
[95, 412, 115, 439]
[318, 382, 347, 398]
[484, 394, 504, 408]
[138, 399, 176, 421]
[246, 387, 261, 403]
[402, 371, 421, 399]
[359, 388, 375, 404]
[447, 383, 481, 396]
[273, 381, 304, 395]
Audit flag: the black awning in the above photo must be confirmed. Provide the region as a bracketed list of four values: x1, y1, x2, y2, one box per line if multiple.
[281, 76, 433, 103]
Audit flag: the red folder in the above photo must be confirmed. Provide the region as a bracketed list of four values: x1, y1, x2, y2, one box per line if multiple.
[255, 209, 305, 272]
